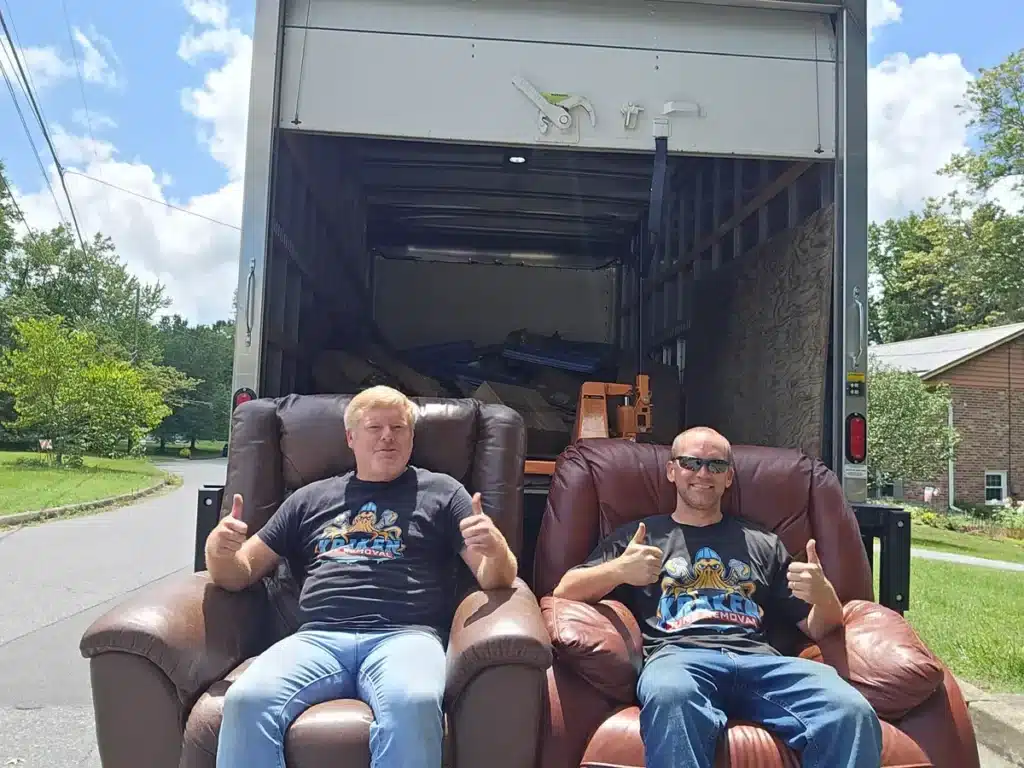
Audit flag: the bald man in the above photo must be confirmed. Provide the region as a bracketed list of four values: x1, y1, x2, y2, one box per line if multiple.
[553, 427, 882, 768]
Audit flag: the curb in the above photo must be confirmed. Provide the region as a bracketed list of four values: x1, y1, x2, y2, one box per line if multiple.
[0, 476, 174, 527]
[958, 678, 1024, 766]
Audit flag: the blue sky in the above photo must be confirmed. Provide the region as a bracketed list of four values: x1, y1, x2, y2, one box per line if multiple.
[870, 0, 1020, 73]
[0, 0, 1020, 322]
[1, 0, 253, 205]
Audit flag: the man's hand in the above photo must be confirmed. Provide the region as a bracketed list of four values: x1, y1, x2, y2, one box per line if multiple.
[791, 539, 844, 642]
[207, 494, 248, 560]
[787, 539, 835, 606]
[459, 493, 517, 589]
[460, 492, 507, 558]
[615, 523, 664, 586]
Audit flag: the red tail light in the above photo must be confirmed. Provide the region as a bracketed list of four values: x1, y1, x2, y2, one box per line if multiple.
[232, 387, 256, 411]
[845, 413, 867, 463]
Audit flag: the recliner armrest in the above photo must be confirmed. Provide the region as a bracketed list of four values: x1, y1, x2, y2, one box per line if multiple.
[445, 577, 552, 705]
[799, 599, 945, 721]
[80, 571, 270, 705]
[541, 596, 643, 704]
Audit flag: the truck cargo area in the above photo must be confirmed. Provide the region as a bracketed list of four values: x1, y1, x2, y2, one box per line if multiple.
[257, 130, 837, 468]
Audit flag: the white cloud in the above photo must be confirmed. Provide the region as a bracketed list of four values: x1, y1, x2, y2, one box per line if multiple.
[864, 1, 1023, 221]
[867, 51, 973, 221]
[866, 0, 902, 42]
[11, 1, 248, 325]
[0, 27, 118, 90]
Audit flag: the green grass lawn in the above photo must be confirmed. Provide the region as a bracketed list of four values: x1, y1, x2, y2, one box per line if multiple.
[911, 522, 1024, 565]
[0, 451, 168, 517]
[876, 557, 1024, 693]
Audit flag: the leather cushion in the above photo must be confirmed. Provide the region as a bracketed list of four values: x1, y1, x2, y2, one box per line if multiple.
[276, 394, 480, 491]
[800, 600, 944, 721]
[180, 657, 378, 768]
[578, 705, 932, 767]
[541, 596, 642, 703]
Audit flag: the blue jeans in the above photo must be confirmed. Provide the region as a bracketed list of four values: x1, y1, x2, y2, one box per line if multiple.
[637, 646, 883, 768]
[216, 628, 446, 768]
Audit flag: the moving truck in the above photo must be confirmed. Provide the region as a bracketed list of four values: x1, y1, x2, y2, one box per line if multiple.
[214, 0, 894, 598]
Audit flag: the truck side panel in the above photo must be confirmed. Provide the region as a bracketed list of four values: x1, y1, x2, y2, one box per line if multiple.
[833, 1, 869, 502]
[232, 0, 284, 398]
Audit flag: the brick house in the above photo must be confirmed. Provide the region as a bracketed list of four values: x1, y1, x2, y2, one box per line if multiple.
[869, 322, 1024, 508]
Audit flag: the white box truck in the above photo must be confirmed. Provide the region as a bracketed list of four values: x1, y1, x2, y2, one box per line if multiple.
[213, 0, 901, 603]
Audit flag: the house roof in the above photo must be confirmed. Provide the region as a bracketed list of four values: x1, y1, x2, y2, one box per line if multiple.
[868, 322, 1024, 378]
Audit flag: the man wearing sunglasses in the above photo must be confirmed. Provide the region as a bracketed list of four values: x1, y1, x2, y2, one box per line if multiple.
[552, 426, 882, 768]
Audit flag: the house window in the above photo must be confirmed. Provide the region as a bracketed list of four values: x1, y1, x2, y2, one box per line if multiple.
[985, 471, 1008, 505]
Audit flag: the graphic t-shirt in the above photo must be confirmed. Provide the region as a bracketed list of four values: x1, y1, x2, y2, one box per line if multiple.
[577, 514, 811, 659]
[257, 465, 474, 637]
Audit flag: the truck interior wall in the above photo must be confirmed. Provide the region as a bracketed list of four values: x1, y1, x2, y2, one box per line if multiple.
[631, 160, 836, 458]
[260, 133, 371, 397]
[372, 258, 618, 349]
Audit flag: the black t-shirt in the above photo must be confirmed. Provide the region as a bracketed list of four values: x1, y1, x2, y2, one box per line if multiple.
[577, 513, 811, 659]
[257, 465, 474, 637]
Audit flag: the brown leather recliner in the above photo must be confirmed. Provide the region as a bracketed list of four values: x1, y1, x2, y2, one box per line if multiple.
[79, 394, 553, 768]
[533, 438, 980, 768]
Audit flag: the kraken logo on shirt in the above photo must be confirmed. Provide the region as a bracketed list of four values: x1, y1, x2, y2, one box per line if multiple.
[313, 502, 405, 561]
[655, 546, 762, 632]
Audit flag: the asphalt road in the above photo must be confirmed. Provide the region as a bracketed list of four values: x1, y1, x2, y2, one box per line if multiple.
[0, 458, 226, 768]
[0, 458, 1015, 768]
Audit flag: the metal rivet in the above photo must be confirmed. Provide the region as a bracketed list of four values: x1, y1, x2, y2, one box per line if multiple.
[897, 520, 904, 527]
[204, 498, 213, 506]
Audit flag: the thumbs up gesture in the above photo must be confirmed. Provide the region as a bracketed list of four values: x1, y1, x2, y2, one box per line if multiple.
[208, 493, 248, 559]
[459, 492, 505, 557]
[616, 521, 664, 586]
[787, 539, 831, 605]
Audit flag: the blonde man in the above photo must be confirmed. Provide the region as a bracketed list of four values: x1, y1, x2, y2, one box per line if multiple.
[205, 385, 517, 768]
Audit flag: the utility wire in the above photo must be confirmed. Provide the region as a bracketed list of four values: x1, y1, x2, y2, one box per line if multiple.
[0, 6, 87, 252]
[63, 170, 241, 230]
[0, 49, 64, 224]
[58, 0, 97, 156]
[0, 170, 33, 235]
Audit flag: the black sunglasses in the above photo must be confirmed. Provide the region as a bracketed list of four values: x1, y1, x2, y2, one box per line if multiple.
[671, 455, 731, 474]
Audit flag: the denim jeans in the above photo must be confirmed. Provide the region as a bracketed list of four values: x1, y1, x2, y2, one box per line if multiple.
[637, 645, 883, 768]
[216, 627, 446, 768]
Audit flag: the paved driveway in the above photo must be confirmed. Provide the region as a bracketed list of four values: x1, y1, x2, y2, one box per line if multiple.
[0, 458, 225, 768]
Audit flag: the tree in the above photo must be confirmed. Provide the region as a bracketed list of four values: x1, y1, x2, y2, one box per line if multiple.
[0, 316, 171, 464]
[0, 225, 170, 363]
[868, 196, 1024, 343]
[867, 360, 960, 493]
[941, 49, 1024, 198]
[151, 315, 234, 448]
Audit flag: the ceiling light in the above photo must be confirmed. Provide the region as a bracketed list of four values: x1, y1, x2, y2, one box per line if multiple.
[507, 155, 527, 164]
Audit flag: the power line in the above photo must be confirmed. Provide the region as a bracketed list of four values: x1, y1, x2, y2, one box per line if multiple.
[0, 6, 87, 252]
[0, 170, 33, 235]
[0, 48, 65, 224]
[63, 170, 241, 230]
[58, 0, 97, 157]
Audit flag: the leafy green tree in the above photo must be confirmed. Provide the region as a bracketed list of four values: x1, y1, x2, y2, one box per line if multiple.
[867, 360, 960, 492]
[868, 196, 1024, 343]
[0, 225, 169, 363]
[0, 316, 171, 464]
[941, 49, 1024, 197]
[152, 315, 234, 449]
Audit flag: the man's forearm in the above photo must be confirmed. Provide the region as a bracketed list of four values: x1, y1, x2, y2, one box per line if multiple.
[553, 560, 625, 603]
[476, 541, 519, 589]
[803, 587, 844, 641]
[206, 549, 252, 591]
